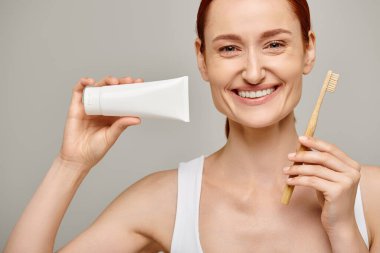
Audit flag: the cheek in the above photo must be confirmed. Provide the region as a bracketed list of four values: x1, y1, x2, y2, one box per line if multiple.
[209, 86, 226, 115]
[267, 50, 305, 90]
[207, 58, 241, 84]
[205, 49, 243, 82]
[279, 59, 303, 101]
[270, 49, 304, 74]
[265, 52, 304, 109]
[282, 70, 303, 112]
[205, 57, 244, 113]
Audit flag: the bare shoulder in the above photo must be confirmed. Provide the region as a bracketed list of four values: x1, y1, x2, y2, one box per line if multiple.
[118, 168, 179, 234]
[360, 165, 380, 201]
[59, 168, 178, 252]
[360, 164, 380, 183]
[124, 168, 178, 199]
[359, 165, 380, 250]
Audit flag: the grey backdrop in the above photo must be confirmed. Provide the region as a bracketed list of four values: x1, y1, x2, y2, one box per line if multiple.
[1, 0, 379, 250]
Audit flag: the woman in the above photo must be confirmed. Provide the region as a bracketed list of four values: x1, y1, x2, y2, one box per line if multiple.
[4, 0, 380, 252]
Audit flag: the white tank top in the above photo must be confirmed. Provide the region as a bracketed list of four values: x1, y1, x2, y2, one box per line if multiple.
[170, 155, 370, 252]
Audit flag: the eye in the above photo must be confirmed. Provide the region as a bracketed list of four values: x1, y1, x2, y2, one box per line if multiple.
[269, 41, 283, 48]
[264, 40, 286, 53]
[220, 45, 236, 52]
[218, 45, 240, 57]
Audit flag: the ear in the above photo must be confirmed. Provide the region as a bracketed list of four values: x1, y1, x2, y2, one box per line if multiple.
[195, 38, 209, 81]
[303, 31, 316, 75]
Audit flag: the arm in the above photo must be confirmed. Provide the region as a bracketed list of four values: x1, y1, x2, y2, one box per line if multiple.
[3, 76, 145, 253]
[4, 158, 88, 252]
[5, 159, 169, 253]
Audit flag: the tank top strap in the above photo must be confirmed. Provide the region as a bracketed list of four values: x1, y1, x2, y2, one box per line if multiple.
[170, 155, 204, 253]
[354, 183, 369, 248]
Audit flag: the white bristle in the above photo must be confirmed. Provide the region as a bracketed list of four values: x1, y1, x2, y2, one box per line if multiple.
[327, 72, 339, 92]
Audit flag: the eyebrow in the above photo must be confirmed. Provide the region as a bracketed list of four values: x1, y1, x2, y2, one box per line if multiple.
[212, 28, 292, 43]
[212, 34, 242, 43]
[261, 28, 292, 39]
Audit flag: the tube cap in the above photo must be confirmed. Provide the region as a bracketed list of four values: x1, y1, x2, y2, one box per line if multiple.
[82, 86, 101, 115]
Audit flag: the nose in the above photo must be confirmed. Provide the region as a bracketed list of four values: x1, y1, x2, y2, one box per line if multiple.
[241, 53, 266, 85]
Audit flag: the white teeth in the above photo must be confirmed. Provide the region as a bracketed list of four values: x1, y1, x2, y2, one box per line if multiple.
[237, 88, 275, 99]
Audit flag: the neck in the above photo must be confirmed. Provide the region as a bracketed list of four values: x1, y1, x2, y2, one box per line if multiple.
[210, 112, 300, 190]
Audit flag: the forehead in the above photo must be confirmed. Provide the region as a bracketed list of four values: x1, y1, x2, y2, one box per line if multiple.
[205, 0, 300, 38]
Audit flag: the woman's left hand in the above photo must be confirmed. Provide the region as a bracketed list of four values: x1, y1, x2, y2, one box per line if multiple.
[283, 135, 362, 233]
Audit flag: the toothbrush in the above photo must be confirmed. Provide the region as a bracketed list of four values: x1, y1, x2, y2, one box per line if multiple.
[281, 70, 340, 205]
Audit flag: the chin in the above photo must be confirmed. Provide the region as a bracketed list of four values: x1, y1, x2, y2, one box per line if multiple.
[231, 110, 294, 130]
[239, 118, 280, 129]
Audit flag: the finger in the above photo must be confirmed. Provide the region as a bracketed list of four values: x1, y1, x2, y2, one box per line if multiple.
[286, 175, 336, 194]
[96, 76, 119, 86]
[286, 174, 357, 203]
[288, 150, 351, 173]
[105, 117, 141, 145]
[118, 76, 134, 84]
[98, 116, 125, 125]
[72, 77, 95, 104]
[134, 78, 144, 83]
[299, 136, 361, 170]
[284, 164, 342, 182]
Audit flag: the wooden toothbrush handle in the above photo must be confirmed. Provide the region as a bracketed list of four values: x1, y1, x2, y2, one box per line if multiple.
[281, 112, 319, 205]
[281, 144, 309, 205]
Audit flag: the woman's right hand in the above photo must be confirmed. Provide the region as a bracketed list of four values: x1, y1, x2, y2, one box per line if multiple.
[58, 76, 143, 172]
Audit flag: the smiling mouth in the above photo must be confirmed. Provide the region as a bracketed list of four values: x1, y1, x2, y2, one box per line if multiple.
[232, 85, 280, 99]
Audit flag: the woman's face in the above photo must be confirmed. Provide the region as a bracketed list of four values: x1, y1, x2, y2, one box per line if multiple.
[196, 0, 316, 129]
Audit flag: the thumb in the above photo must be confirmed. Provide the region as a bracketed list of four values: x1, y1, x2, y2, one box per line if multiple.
[106, 117, 141, 144]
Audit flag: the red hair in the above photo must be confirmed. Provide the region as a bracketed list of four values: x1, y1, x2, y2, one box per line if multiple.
[196, 0, 311, 137]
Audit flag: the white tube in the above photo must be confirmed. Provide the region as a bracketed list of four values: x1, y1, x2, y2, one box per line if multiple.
[82, 76, 189, 122]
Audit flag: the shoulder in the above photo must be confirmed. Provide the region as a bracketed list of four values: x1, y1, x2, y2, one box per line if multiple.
[126, 168, 178, 198]
[360, 165, 380, 202]
[120, 168, 179, 223]
[359, 165, 380, 249]
[122, 169, 179, 219]
[360, 165, 380, 184]
[105, 168, 179, 248]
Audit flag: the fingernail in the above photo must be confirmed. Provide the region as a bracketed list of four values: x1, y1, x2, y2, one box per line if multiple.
[299, 136, 308, 141]
[283, 166, 290, 171]
[288, 152, 296, 158]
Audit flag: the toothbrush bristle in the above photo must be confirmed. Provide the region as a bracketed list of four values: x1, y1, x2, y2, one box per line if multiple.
[327, 72, 339, 92]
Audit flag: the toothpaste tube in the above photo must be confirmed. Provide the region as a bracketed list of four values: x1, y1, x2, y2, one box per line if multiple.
[82, 76, 189, 122]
